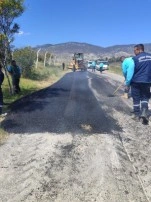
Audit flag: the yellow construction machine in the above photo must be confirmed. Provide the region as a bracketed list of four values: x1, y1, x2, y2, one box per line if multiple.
[69, 53, 86, 72]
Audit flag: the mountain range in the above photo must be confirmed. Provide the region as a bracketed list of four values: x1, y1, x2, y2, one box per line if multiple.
[34, 42, 151, 63]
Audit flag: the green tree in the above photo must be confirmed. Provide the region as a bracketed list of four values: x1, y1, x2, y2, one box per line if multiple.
[0, 0, 25, 93]
[13, 47, 36, 78]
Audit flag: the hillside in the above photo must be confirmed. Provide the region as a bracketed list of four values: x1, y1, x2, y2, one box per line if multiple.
[34, 42, 151, 63]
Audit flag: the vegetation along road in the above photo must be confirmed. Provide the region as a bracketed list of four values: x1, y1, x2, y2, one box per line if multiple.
[0, 70, 151, 202]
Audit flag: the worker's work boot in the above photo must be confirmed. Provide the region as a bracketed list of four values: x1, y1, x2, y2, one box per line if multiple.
[0, 107, 7, 118]
[131, 114, 140, 122]
[140, 108, 149, 124]
[0, 113, 7, 117]
[121, 93, 128, 99]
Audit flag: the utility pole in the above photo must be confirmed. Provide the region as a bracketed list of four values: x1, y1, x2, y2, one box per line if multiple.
[36, 48, 41, 68]
[11, 50, 14, 60]
[44, 51, 48, 67]
[54, 55, 56, 65]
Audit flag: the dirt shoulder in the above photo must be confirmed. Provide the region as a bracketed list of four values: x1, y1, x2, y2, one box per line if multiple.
[96, 70, 151, 201]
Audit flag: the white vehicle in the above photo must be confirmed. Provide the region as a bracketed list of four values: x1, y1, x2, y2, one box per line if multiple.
[87, 61, 93, 68]
[96, 60, 109, 71]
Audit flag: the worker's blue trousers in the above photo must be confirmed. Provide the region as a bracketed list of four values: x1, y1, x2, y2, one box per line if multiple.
[131, 82, 150, 115]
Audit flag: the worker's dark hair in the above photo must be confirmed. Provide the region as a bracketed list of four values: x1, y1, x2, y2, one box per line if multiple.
[11, 60, 17, 66]
[134, 44, 144, 51]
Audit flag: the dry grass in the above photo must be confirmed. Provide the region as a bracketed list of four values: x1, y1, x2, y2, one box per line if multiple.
[0, 127, 8, 145]
[108, 62, 122, 75]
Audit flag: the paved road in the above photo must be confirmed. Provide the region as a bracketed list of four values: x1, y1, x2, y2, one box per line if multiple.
[0, 70, 150, 202]
[2, 71, 125, 134]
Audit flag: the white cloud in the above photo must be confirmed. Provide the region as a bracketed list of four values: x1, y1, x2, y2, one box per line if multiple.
[18, 31, 24, 35]
[16, 31, 31, 36]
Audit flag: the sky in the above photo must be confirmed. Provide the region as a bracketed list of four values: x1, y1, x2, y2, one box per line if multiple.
[14, 0, 151, 48]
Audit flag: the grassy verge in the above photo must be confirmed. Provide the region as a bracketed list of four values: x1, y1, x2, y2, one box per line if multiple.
[108, 62, 122, 75]
[0, 64, 70, 143]
[3, 65, 68, 110]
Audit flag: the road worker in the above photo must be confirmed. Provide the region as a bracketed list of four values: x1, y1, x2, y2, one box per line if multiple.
[0, 64, 6, 116]
[91, 60, 96, 72]
[131, 44, 151, 123]
[120, 56, 135, 99]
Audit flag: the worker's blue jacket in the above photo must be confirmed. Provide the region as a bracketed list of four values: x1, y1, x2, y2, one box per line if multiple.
[132, 52, 151, 83]
[92, 61, 96, 67]
[122, 57, 134, 86]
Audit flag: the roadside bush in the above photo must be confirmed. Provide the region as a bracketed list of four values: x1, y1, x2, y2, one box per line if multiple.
[29, 63, 62, 81]
[12, 47, 36, 78]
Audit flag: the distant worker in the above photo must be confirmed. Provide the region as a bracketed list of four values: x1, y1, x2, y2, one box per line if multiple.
[99, 62, 104, 73]
[92, 60, 96, 72]
[131, 44, 151, 123]
[62, 62, 65, 70]
[7, 60, 21, 94]
[120, 56, 135, 99]
[72, 59, 76, 72]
